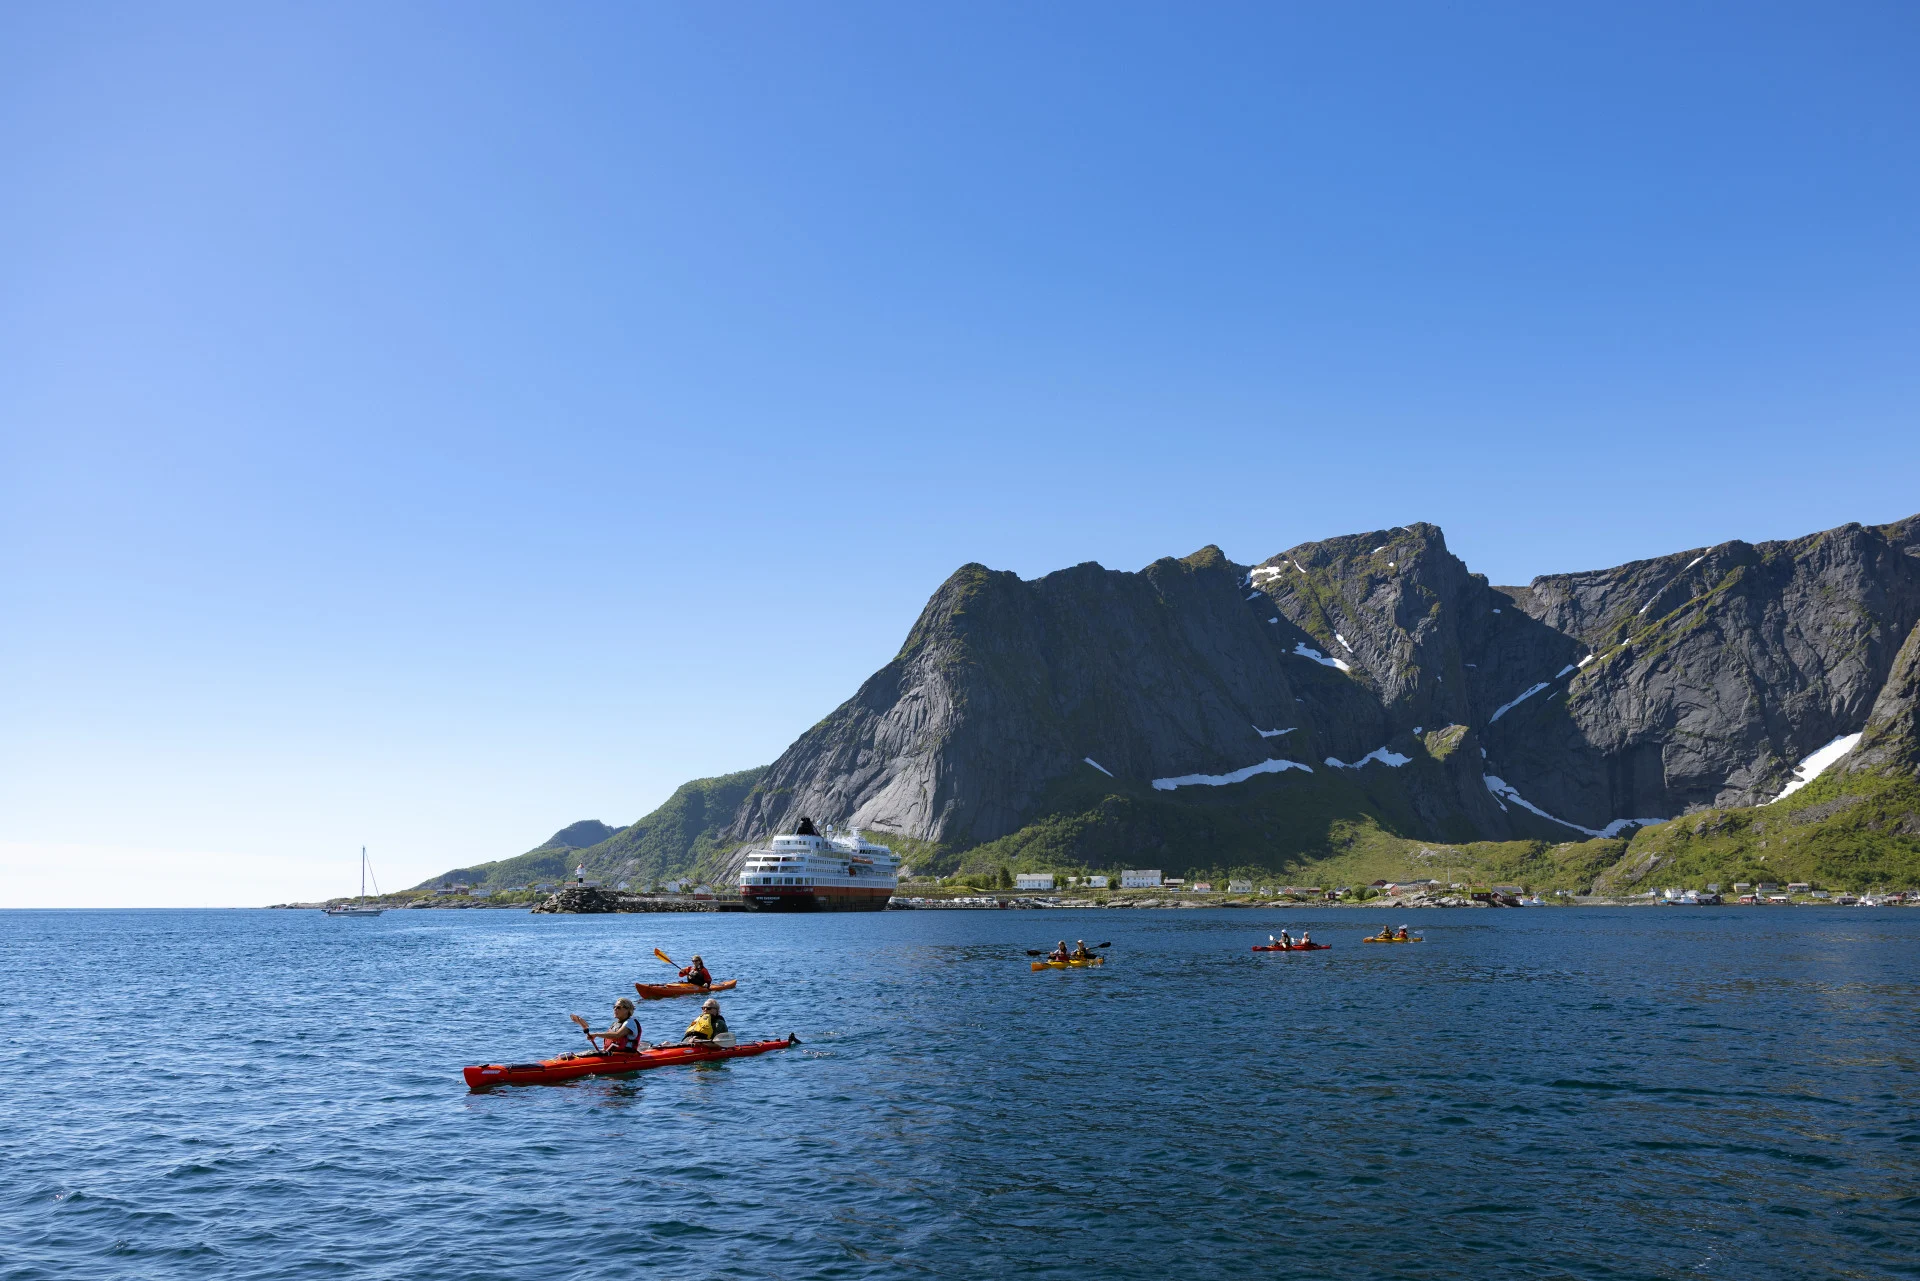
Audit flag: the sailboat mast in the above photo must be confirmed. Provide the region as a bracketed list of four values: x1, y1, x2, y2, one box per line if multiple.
[361, 846, 367, 900]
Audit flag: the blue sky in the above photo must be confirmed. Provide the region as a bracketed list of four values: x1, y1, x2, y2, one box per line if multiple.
[4, 3, 1916, 904]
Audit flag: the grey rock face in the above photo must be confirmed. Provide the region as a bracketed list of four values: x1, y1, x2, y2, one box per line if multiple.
[724, 514, 1920, 854]
[727, 548, 1381, 846]
[1846, 619, 1920, 780]
[1488, 521, 1920, 825]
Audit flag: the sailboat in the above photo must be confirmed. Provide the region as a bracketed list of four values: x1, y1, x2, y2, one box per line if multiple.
[324, 847, 385, 916]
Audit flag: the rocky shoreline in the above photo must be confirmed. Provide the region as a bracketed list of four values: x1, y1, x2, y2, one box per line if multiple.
[528, 886, 747, 914]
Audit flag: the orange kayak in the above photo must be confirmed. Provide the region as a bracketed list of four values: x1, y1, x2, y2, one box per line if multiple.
[634, 978, 737, 1000]
[464, 1035, 795, 1089]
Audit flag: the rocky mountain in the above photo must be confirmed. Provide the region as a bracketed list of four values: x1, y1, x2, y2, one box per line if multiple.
[435, 513, 1920, 892]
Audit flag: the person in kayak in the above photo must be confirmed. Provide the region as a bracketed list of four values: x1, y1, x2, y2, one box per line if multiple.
[679, 954, 713, 987]
[682, 998, 729, 1044]
[1274, 929, 1293, 948]
[570, 997, 645, 1056]
[1070, 940, 1094, 961]
[1048, 941, 1070, 963]
[1297, 929, 1312, 947]
[1393, 925, 1411, 941]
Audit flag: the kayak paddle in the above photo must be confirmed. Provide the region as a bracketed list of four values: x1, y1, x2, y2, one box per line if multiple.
[1024, 942, 1111, 956]
[653, 947, 677, 967]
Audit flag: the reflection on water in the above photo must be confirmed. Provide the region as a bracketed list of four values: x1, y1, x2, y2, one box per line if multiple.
[2, 906, 1917, 1279]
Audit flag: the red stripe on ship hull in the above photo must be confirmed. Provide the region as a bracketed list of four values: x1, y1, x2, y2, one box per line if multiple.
[740, 885, 893, 913]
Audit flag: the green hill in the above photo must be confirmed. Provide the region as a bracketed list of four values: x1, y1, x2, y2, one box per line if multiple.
[417, 767, 766, 891]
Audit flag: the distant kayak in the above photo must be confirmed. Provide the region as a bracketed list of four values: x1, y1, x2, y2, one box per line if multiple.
[464, 1035, 796, 1088]
[634, 979, 738, 1000]
[1251, 943, 1331, 952]
[1031, 957, 1104, 970]
[1363, 936, 1422, 944]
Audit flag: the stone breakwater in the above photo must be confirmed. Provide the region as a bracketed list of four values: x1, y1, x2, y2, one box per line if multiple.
[529, 886, 745, 914]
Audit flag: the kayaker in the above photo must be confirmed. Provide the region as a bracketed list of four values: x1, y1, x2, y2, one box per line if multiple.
[570, 997, 645, 1056]
[1048, 940, 1070, 963]
[1298, 929, 1312, 947]
[1070, 940, 1093, 961]
[682, 998, 729, 1044]
[1276, 929, 1293, 948]
[679, 954, 713, 987]
[1393, 925, 1410, 941]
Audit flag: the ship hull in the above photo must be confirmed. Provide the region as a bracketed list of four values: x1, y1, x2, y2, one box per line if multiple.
[741, 885, 893, 912]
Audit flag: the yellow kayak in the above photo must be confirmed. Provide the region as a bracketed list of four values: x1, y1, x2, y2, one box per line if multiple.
[1031, 957, 1105, 970]
[1364, 935, 1422, 943]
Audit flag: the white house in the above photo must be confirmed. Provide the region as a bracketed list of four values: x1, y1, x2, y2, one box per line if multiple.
[1228, 879, 1252, 894]
[1087, 875, 1110, 889]
[1015, 873, 1055, 891]
[1122, 870, 1162, 888]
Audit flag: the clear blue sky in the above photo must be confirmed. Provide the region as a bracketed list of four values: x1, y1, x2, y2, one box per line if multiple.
[4, 3, 1916, 904]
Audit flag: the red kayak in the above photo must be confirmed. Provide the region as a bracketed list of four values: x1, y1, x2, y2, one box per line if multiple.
[634, 978, 738, 1000]
[1251, 943, 1332, 952]
[464, 1035, 798, 1089]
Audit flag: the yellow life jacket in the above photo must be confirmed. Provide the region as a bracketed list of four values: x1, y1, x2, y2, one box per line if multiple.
[684, 1011, 728, 1040]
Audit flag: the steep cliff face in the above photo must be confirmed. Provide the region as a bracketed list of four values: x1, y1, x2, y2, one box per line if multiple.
[725, 546, 1397, 847]
[1487, 521, 1920, 826]
[1846, 619, 1920, 780]
[725, 513, 1920, 865]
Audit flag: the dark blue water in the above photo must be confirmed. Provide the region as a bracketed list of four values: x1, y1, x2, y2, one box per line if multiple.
[3, 907, 1917, 1280]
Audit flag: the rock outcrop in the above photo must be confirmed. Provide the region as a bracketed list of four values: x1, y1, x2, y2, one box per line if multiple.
[530, 886, 731, 914]
[1846, 619, 1920, 780]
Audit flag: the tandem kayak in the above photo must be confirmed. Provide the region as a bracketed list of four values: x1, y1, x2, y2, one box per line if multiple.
[633, 979, 738, 1000]
[1363, 936, 1422, 944]
[464, 1034, 798, 1089]
[1031, 957, 1104, 970]
[1251, 943, 1331, 951]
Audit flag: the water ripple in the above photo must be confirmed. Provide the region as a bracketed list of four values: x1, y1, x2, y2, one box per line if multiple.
[2, 906, 1918, 1278]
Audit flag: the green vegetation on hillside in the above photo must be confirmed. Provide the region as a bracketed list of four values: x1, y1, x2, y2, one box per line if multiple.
[1604, 769, 1920, 894]
[889, 744, 1920, 896]
[417, 767, 767, 891]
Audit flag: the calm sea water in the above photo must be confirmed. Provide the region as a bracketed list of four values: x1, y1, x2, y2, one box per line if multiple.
[2, 906, 1917, 1280]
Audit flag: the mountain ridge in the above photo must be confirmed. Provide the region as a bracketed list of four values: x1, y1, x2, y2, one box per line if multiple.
[428, 513, 1920, 893]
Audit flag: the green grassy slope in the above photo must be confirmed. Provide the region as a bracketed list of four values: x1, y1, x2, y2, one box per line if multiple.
[418, 767, 767, 890]
[919, 760, 1920, 895]
[1601, 769, 1920, 894]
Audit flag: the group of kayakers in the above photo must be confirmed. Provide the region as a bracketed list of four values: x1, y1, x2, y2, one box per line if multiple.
[1367, 925, 1416, 941]
[565, 951, 729, 1059]
[1046, 940, 1097, 962]
[1268, 929, 1313, 948]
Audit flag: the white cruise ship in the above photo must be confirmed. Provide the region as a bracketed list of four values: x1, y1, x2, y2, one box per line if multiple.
[738, 817, 900, 912]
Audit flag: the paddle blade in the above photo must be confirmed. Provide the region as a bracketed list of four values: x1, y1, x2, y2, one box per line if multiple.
[653, 948, 675, 966]
[1096, 941, 1111, 948]
[1024, 950, 1044, 957]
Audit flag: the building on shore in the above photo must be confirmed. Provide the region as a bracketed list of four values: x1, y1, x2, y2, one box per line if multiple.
[1121, 870, 1163, 889]
[1014, 873, 1055, 891]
